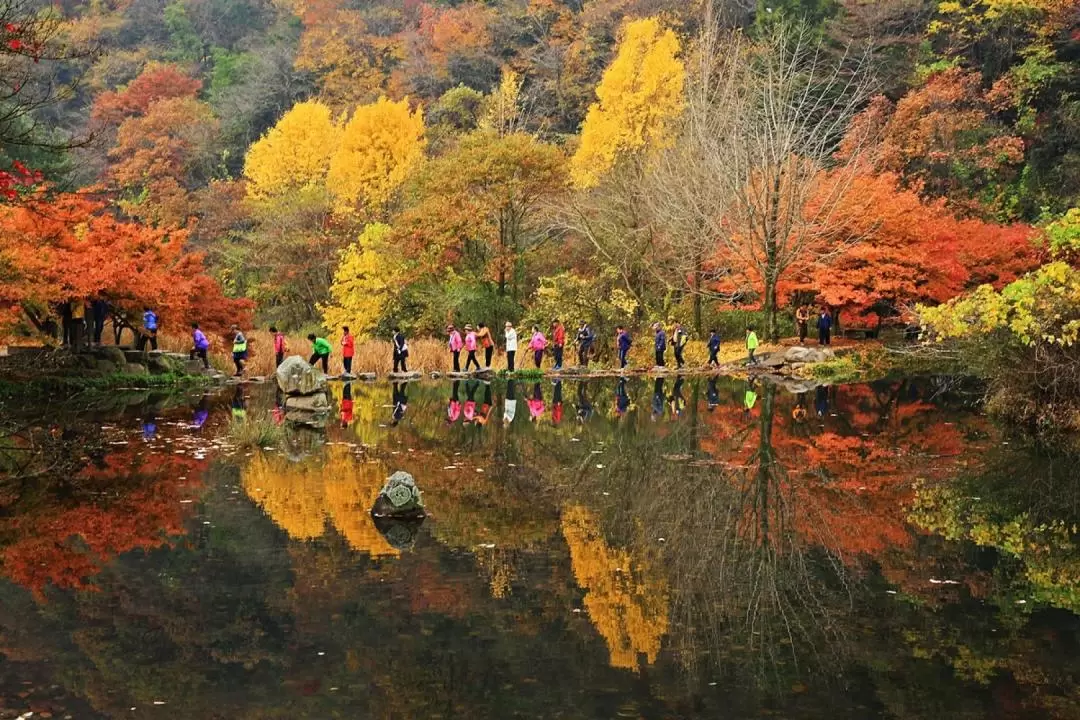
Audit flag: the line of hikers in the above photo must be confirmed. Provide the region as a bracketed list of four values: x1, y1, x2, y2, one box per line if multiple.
[201, 305, 837, 378]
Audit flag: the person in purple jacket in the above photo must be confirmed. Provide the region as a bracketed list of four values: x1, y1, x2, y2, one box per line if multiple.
[189, 322, 210, 369]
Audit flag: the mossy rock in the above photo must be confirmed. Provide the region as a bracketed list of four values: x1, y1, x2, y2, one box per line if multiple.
[123, 363, 149, 376]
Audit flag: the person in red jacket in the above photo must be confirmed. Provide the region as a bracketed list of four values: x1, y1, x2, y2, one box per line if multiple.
[271, 326, 288, 367]
[341, 326, 355, 375]
[551, 319, 566, 371]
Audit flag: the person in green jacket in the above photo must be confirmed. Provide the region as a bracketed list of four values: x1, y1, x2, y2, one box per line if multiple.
[308, 333, 332, 373]
[745, 325, 760, 366]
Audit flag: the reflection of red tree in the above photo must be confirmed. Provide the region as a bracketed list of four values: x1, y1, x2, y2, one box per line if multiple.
[0, 449, 204, 599]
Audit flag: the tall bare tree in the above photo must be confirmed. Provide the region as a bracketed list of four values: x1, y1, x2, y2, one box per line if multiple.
[647, 11, 875, 340]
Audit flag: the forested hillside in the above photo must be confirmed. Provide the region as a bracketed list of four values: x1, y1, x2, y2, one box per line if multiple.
[2, 0, 1080, 366]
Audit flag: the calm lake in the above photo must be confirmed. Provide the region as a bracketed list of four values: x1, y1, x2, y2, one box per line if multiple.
[1, 376, 1078, 719]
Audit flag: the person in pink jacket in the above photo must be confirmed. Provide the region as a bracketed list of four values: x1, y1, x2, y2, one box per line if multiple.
[463, 324, 481, 371]
[528, 325, 547, 369]
[447, 324, 463, 372]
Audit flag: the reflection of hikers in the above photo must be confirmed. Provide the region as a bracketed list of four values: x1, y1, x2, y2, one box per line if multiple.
[669, 376, 686, 418]
[447, 380, 461, 423]
[504, 322, 517, 372]
[391, 382, 408, 426]
[817, 308, 832, 346]
[189, 322, 210, 369]
[192, 396, 209, 429]
[672, 323, 688, 369]
[476, 383, 494, 426]
[447, 324, 463, 372]
[576, 322, 595, 367]
[271, 326, 288, 367]
[528, 382, 545, 422]
[231, 385, 247, 420]
[815, 385, 829, 417]
[504, 379, 517, 423]
[707, 329, 721, 367]
[273, 389, 285, 425]
[577, 381, 594, 422]
[614, 377, 630, 416]
[477, 323, 493, 369]
[464, 325, 481, 371]
[744, 379, 758, 414]
[793, 392, 808, 422]
[138, 306, 159, 351]
[653, 323, 667, 367]
[464, 380, 478, 422]
[651, 378, 665, 420]
[552, 379, 564, 425]
[796, 304, 810, 345]
[551, 319, 565, 371]
[231, 324, 247, 377]
[91, 299, 108, 345]
[142, 406, 157, 440]
[392, 327, 409, 373]
[529, 325, 547, 369]
[341, 326, 355, 375]
[745, 326, 759, 366]
[341, 382, 354, 428]
[307, 334, 331, 373]
[616, 326, 632, 369]
[706, 376, 720, 410]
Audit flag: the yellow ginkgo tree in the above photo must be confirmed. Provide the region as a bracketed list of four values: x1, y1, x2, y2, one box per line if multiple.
[570, 17, 686, 188]
[327, 96, 427, 217]
[243, 100, 341, 198]
[320, 222, 405, 336]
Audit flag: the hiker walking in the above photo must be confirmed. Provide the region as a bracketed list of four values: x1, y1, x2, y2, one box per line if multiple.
[707, 329, 721, 367]
[69, 299, 86, 352]
[139, 306, 159, 351]
[504, 321, 518, 372]
[341, 326, 355, 375]
[672, 322, 688, 369]
[796, 304, 811, 344]
[463, 324, 481, 371]
[477, 323, 494, 368]
[271, 326, 288, 367]
[745, 325, 760, 366]
[616, 326, 632, 369]
[653, 323, 667, 368]
[528, 325, 547, 369]
[307, 333, 331, 373]
[576, 321, 595, 367]
[817, 307, 833, 346]
[91, 299, 108, 345]
[447, 324, 463, 372]
[551, 319, 565, 371]
[190, 322, 210, 369]
[231, 324, 247, 377]
[392, 327, 409, 373]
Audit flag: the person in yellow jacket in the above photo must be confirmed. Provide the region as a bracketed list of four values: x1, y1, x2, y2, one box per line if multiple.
[745, 325, 760, 366]
[231, 324, 248, 377]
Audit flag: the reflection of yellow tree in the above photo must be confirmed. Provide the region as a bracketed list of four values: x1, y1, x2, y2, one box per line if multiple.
[561, 505, 668, 671]
[241, 447, 398, 557]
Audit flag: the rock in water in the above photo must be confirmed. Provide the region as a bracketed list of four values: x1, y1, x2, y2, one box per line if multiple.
[371, 471, 425, 518]
[276, 355, 327, 394]
[284, 393, 330, 412]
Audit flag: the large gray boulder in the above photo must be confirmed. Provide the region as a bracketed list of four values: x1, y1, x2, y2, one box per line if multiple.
[284, 393, 330, 413]
[783, 346, 835, 364]
[276, 355, 327, 395]
[371, 471, 425, 519]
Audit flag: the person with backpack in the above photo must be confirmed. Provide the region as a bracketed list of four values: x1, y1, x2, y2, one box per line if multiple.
[653, 323, 667, 368]
[463, 324, 481, 371]
[447, 324, 463, 372]
[504, 321, 518, 372]
[341, 326, 355, 375]
[231, 324, 248, 377]
[796, 304, 811, 344]
[308, 333, 332, 373]
[576, 321, 595, 367]
[707, 329, 721, 367]
[139, 306, 159, 351]
[551, 319, 565, 371]
[392, 327, 409, 373]
[745, 325, 760, 366]
[271, 326, 288, 367]
[477, 323, 494, 369]
[528, 325, 547, 369]
[672, 322, 689, 369]
[189, 322, 210, 369]
[616, 326, 632, 369]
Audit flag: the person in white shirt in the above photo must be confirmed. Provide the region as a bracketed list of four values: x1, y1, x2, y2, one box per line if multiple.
[504, 321, 518, 372]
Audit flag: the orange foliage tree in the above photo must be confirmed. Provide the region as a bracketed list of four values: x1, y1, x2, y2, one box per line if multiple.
[0, 191, 252, 335]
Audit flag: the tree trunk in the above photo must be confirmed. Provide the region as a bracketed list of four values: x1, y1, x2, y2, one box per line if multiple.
[763, 275, 779, 342]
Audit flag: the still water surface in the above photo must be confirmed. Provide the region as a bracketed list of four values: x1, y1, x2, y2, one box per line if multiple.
[1, 376, 1078, 719]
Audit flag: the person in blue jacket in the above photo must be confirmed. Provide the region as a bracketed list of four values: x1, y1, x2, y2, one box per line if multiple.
[653, 323, 667, 368]
[707, 329, 721, 367]
[616, 326, 632, 369]
[139, 306, 159, 351]
[817, 307, 833, 346]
